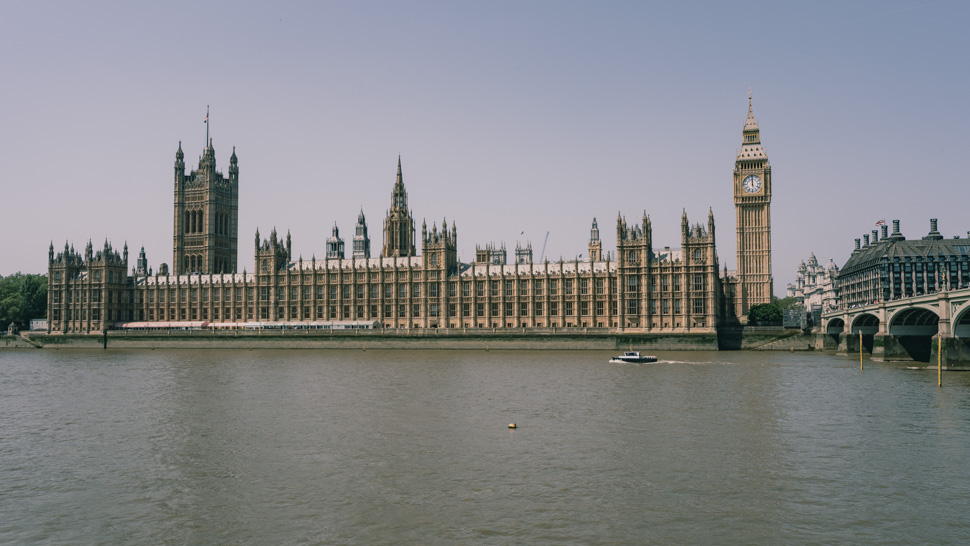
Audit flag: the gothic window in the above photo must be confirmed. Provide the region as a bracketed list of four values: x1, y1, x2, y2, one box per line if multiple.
[625, 276, 639, 293]
[693, 274, 705, 291]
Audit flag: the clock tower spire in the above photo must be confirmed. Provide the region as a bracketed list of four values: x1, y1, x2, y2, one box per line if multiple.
[733, 91, 773, 320]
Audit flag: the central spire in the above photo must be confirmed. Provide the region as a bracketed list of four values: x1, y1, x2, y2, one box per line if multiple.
[744, 90, 758, 131]
[738, 91, 765, 159]
[383, 156, 416, 257]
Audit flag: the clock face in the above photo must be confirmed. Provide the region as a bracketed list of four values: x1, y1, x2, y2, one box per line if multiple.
[742, 174, 762, 193]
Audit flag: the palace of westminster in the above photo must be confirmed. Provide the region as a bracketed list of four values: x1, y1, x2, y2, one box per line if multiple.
[46, 99, 775, 334]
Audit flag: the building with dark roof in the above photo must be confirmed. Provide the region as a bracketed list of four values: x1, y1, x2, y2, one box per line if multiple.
[837, 219, 970, 308]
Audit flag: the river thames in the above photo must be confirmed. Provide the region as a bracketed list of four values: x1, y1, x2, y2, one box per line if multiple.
[1, 349, 968, 544]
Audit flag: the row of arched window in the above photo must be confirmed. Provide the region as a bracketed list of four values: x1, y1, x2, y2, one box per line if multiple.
[183, 210, 232, 235]
[183, 254, 231, 274]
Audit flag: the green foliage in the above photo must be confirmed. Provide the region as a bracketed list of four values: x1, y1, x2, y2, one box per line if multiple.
[747, 303, 782, 326]
[772, 296, 801, 311]
[0, 273, 47, 329]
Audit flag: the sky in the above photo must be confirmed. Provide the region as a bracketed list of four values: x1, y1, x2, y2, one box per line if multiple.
[1, 0, 967, 297]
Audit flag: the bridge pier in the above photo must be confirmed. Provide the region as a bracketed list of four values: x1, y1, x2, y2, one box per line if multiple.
[870, 333, 888, 361]
[812, 327, 838, 350]
[835, 333, 849, 355]
[931, 335, 970, 371]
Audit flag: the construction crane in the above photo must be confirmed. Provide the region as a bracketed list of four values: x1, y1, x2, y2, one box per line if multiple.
[539, 231, 550, 263]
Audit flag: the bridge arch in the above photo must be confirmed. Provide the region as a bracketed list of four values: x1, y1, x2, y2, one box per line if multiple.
[825, 318, 844, 344]
[826, 318, 844, 334]
[888, 307, 939, 363]
[953, 303, 970, 338]
[850, 313, 880, 335]
[850, 313, 880, 354]
[888, 307, 940, 336]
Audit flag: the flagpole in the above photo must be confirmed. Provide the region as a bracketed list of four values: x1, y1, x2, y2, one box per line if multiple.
[205, 105, 210, 147]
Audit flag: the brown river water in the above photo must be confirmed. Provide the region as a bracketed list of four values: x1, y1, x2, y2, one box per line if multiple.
[1, 349, 968, 544]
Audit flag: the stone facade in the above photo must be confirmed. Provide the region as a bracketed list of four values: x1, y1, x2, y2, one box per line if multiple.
[787, 253, 840, 313]
[836, 219, 970, 308]
[730, 94, 773, 319]
[46, 156, 724, 334]
[173, 140, 238, 275]
[47, 99, 773, 334]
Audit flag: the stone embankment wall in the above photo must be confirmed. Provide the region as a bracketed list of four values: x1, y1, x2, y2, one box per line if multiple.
[19, 328, 808, 351]
[1, 335, 37, 349]
[27, 329, 723, 350]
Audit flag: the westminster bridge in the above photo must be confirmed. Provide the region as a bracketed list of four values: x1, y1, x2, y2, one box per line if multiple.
[820, 287, 970, 369]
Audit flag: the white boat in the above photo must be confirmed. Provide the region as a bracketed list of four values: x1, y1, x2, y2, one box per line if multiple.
[609, 351, 658, 364]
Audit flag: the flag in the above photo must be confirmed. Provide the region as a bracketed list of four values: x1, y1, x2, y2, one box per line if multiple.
[204, 113, 208, 124]
[875, 219, 885, 226]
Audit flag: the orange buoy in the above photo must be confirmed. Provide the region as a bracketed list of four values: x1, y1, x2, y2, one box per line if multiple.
[508, 423, 517, 429]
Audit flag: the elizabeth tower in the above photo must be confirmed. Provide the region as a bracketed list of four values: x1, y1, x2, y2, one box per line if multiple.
[733, 93, 773, 318]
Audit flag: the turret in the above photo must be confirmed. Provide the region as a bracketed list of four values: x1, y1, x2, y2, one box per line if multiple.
[175, 141, 185, 176]
[229, 146, 238, 179]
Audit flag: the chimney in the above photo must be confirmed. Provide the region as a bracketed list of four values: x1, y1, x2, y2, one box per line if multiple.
[931, 218, 938, 232]
[890, 219, 904, 241]
[881, 224, 888, 239]
[872, 230, 878, 243]
[864, 234, 870, 246]
[925, 218, 943, 240]
[854, 238, 861, 251]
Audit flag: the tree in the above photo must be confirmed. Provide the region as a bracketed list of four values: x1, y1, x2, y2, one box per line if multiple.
[772, 296, 801, 312]
[747, 303, 782, 326]
[0, 273, 47, 330]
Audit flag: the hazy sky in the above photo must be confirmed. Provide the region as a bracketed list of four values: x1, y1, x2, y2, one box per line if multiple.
[2, 1, 966, 296]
